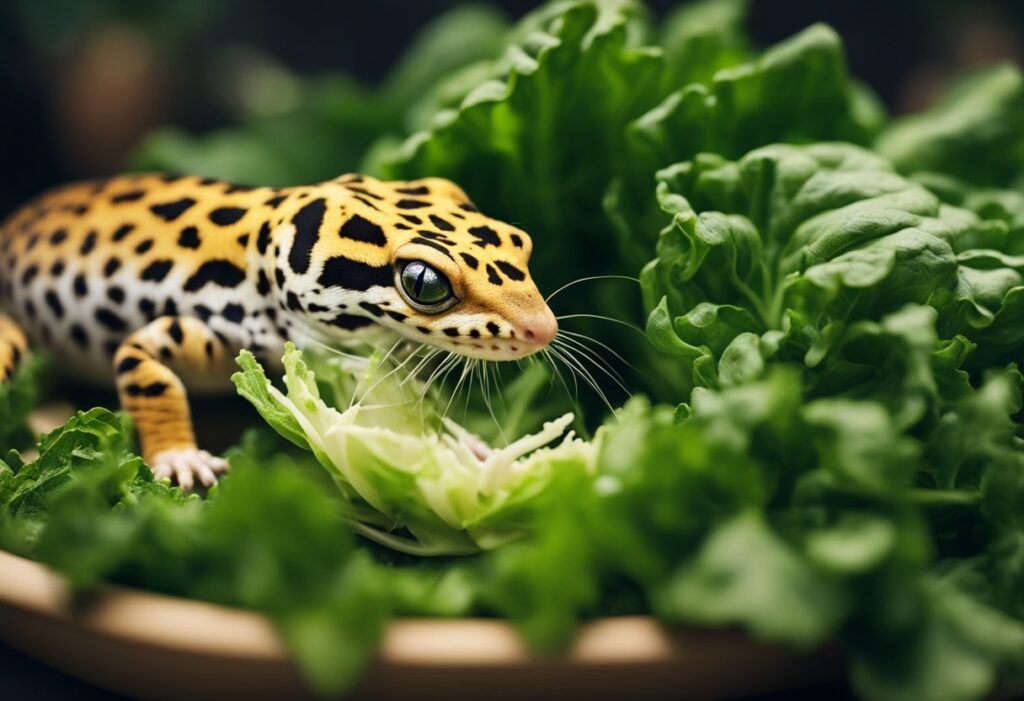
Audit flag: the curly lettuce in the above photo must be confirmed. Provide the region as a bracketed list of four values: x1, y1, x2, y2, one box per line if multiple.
[233, 343, 597, 555]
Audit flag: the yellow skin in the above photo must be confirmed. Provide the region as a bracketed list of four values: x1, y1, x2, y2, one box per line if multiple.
[0, 173, 556, 489]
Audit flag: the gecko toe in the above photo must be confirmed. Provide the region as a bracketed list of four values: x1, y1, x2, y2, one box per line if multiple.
[151, 447, 230, 491]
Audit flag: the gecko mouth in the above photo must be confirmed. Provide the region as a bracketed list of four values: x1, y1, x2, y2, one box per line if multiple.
[401, 311, 556, 362]
[439, 336, 549, 362]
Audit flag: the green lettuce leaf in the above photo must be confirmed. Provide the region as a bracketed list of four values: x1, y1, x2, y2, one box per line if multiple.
[639, 142, 1013, 406]
[656, 510, 846, 647]
[0, 353, 48, 452]
[660, 0, 751, 87]
[232, 343, 598, 555]
[876, 64, 1024, 188]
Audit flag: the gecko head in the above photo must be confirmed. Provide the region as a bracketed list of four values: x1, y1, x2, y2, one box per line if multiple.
[280, 175, 556, 361]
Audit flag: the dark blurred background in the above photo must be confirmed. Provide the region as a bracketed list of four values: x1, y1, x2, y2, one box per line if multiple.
[0, 0, 1021, 216]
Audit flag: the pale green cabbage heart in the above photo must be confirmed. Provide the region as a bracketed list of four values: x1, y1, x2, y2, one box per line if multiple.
[233, 343, 597, 555]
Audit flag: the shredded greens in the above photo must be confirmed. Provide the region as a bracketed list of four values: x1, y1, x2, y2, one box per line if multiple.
[233, 343, 596, 555]
[3, 2, 1024, 700]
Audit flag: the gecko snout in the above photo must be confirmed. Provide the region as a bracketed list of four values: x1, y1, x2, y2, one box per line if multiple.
[515, 309, 558, 347]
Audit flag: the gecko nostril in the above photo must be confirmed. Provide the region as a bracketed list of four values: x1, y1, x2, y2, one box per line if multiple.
[516, 314, 557, 346]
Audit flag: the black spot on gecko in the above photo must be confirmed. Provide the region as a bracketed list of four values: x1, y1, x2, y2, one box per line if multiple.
[317, 256, 391, 291]
[256, 269, 271, 295]
[126, 382, 169, 397]
[21, 265, 38, 286]
[358, 301, 384, 317]
[183, 260, 246, 292]
[286, 292, 303, 311]
[107, 286, 125, 304]
[339, 214, 386, 246]
[73, 274, 88, 297]
[417, 230, 454, 243]
[167, 320, 184, 344]
[141, 260, 173, 282]
[103, 258, 121, 277]
[135, 239, 154, 254]
[400, 214, 422, 225]
[194, 304, 213, 322]
[256, 222, 271, 254]
[496, 261, 526, 281]
[209, 207, 247, 226]
[327, 314, 374, 330]
[410, 237, 454, 258]
[71, 324, 89, 349]
[44, 290, 64, 318]
[289, 198, 326, 274]
[178, 226, 201, 249]
[355, 195, 381, 211]
[80, 230, 98, 255]
[150, 197, 196, 222]
[510, 233, 523, 248]
[396, 185, 429, 195]
[486, 322, 501, 336]
[49, 261, 64, 277]
[442, 328, 459, 337]
[49, 228, 67, 245]
[139, 298, 156, 320]
[112, 224, 135, 241]
[469, 226, 500, 248]
[95, 307, 128, 332]
[460, 253, 479, 269]
[347, 186, 382, 200]
[397, 199, 430, 209]
[429, 215, 455, 231]
[116, 356, 141, 374]
[264, 195, 286, 208]
[111, 190, 145, 204]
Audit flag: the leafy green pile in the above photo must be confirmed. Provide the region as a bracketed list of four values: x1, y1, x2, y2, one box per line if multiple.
[3, 1, 1024, 700]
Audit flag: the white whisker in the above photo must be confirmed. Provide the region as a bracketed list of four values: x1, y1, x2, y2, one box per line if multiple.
[556, 313, 644, 336]
[545, 274, 639, 303]
[547, 343, 617, 417]
[558, 328, 636, 371]
[352, 343, 424, 409]
[440, 358, 474, 425]
[552, 336, 630, 397]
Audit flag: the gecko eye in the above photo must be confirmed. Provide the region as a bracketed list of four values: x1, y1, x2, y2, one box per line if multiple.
[399, 260, 453, 311]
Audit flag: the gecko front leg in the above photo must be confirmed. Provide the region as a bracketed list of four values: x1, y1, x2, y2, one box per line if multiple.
[113, 316, 234, 490]
[0, 314, 29, 382]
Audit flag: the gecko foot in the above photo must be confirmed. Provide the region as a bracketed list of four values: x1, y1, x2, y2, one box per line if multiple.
[150, 448, 229, 491]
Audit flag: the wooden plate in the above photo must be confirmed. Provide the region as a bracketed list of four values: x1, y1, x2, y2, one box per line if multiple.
[0, 549, 841, 701]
